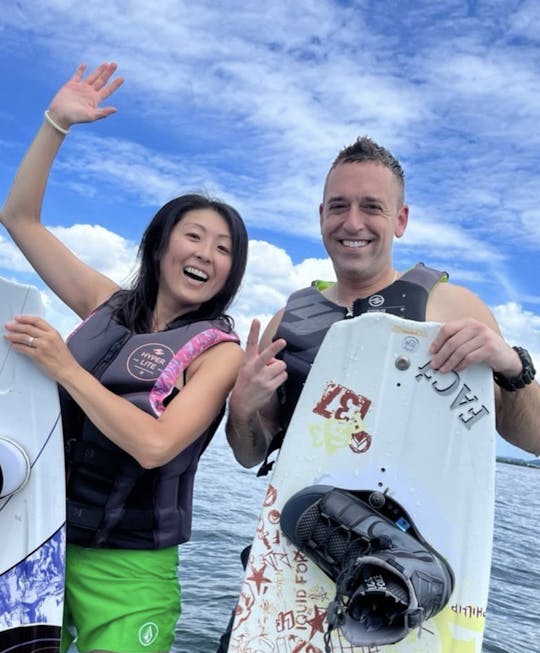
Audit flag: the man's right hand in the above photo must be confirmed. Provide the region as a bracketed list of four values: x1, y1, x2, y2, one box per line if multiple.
[229, 318, 287, 420]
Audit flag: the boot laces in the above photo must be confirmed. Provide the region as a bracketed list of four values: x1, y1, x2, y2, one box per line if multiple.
[298, 503, 390, 570]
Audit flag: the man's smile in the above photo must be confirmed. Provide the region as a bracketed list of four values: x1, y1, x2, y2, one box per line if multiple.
[341, 239, 371, 248]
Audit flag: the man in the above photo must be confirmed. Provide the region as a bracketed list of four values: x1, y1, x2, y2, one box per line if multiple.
[217, 136, 540, 653]
[226, 136, 540, 468]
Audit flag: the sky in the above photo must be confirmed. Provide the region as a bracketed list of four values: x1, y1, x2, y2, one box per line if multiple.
[0, 0, 539, 459]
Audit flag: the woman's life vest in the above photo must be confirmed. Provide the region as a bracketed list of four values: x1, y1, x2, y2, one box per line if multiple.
[61, 299, 239, 549]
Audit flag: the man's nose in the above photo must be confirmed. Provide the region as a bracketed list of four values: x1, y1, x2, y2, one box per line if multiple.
[343, 204, 366, 231]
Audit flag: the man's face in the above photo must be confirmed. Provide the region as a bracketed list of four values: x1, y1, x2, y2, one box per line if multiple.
[319, 161, 408, 282]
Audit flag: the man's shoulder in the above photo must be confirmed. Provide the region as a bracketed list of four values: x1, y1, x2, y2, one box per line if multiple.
[427, 281, 489, 322]
[261, 307, 286, 348]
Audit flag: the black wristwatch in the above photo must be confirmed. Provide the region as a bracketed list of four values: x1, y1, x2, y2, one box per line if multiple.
[493, 346, 536, 391]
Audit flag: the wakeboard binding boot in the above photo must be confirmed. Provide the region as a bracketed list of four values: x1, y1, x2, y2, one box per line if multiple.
[280, 485, 454, 647]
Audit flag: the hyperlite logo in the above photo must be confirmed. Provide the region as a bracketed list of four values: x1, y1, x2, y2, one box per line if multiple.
[127, 344, 174, 380]
[138, 622, 159, 647]
[368, 294, 385, 308]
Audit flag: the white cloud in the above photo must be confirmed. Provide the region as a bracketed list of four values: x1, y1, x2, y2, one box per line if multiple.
[493, 302, 540, 368]
[230, 240, 334, 343]
[400, 212, 503, 263]
[40, 290, 81, 338]
[0, 235, 35, 274]
[51, 224, 138, 286]
[509, 0, 540, 42]
[0, 224, 137, 334]
[56, 136, 218, 208]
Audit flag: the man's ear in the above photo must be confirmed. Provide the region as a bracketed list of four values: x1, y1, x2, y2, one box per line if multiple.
[395, 205, 409, 238]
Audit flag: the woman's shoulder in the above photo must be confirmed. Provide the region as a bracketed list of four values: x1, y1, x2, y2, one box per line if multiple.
[185, 338, 243, 383]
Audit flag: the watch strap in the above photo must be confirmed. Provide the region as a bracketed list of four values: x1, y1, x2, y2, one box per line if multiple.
[493, 346, 536, 392]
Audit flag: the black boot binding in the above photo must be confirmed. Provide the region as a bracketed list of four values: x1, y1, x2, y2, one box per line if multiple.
[280, 485, 454, 650]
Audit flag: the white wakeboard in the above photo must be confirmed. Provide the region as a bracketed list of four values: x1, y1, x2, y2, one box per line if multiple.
[228, 312, 495, 653]
[0, 277, 65, 653]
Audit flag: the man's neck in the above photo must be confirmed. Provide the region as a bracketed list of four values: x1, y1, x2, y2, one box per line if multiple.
[324, 269, 399, 308]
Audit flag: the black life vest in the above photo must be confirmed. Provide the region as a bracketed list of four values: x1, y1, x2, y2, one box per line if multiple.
[61, 299, 239, 549]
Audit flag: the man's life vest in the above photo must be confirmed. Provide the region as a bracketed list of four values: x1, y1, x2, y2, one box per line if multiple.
[61, 299, 239, 549]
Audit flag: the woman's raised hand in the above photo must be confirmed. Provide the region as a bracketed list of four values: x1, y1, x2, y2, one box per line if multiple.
[47, 62, 124, 130]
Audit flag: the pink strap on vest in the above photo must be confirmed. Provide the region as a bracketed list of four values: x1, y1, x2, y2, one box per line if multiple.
[150, 328, 239, 415]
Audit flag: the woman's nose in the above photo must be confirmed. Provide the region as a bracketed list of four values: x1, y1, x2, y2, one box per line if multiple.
[195, 242, 212, 262]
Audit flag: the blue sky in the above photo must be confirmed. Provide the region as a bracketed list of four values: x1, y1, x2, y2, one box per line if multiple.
[0, 1, 539, 459]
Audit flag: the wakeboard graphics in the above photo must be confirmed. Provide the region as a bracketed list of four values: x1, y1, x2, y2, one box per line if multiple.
[0, 277, 65, 653]
[228, 312, 495, 653]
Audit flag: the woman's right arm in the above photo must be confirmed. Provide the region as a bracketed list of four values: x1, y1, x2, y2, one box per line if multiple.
[0, 63, 124, 319]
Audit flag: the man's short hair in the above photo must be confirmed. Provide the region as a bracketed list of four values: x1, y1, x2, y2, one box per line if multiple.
[328, 136, 405, 201]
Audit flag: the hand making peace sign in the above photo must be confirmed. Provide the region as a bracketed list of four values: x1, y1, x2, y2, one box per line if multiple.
[229, 319, 288, 419]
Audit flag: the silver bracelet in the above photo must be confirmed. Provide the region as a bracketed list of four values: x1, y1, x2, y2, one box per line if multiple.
[44, 110, 70, 136]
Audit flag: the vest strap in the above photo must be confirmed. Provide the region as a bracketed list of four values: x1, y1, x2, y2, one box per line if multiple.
[67, 499, 155, 532]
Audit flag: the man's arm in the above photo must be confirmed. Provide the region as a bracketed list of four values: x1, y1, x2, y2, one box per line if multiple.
[427, 283, 540, 455]
[226, 312, 288, 467]
[493, 382, 540, 455]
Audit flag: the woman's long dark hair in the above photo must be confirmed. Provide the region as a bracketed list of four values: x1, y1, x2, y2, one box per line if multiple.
[112, 194, 248, 333]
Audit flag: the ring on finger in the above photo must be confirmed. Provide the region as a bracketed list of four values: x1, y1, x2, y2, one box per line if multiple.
[27, 336, 35, 348]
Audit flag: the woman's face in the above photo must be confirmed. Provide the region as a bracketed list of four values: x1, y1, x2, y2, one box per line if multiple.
[158, 208, 233, 316]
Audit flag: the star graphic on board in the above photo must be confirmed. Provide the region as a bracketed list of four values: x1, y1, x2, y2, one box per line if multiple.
[256, 523, 272, 550]
[246, 564, 272, 594]
[261, 548, 291, 571]
[306, 605, 327, 640]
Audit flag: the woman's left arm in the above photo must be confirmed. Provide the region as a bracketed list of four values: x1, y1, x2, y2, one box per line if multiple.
[5, 315, 243, 468]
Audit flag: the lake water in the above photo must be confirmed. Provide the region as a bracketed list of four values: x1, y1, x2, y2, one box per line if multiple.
[174, 434, 539, 653]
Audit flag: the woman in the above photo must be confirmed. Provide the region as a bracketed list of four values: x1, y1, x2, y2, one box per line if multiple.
[1, 62, 248, 653]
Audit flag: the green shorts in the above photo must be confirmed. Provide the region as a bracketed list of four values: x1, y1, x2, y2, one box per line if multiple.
[61, 544, 181, 653]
